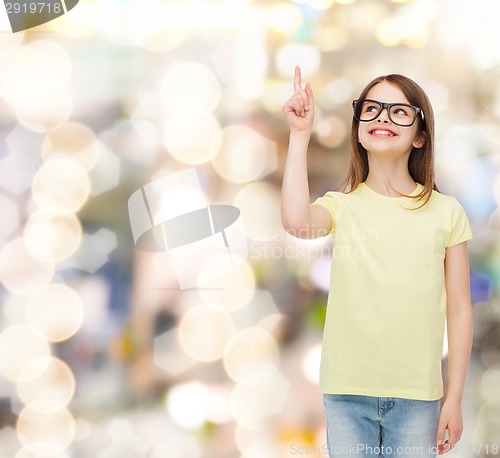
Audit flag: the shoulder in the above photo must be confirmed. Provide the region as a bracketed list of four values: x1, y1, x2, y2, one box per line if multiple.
[427, 189, 471, 230]
[425, 188, 463, 209]
[321, 190, 349, 201]
[318, 188, 359, 210]
[323, 183, 364, 200]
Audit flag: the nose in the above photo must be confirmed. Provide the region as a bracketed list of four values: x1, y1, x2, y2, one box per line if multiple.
[377, 107, 390, 123]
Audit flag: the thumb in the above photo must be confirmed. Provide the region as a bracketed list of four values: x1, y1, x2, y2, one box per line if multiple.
[436, 422, 446, 447]
[305, 82, 314, 105]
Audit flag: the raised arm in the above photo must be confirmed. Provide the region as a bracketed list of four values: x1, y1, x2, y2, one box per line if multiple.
[281, 66, 332, 239]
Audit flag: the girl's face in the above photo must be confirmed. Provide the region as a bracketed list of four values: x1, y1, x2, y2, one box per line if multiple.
[357, 81, 425, 157]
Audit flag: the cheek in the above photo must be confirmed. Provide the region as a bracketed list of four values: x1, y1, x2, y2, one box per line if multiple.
[357, 126, 367, 144]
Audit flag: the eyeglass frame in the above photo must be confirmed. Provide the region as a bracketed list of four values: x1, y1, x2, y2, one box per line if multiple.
[352, 99, 425, 127]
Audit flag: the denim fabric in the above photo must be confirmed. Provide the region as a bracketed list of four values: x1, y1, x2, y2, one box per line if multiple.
[323, 394, 441, 457]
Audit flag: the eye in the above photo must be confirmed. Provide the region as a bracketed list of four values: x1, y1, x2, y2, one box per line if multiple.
[394, 107, 408, 116]
[363, 104, 379, 113]
[392, 106, 411, 116]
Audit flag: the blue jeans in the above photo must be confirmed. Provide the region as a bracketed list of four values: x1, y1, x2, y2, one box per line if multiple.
[323, 394, 441, 457]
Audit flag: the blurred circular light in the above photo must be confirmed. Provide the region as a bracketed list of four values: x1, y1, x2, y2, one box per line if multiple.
[234, 182, 282, 241]
[16, 401, 75, 454]
[14, 87, 73, 133]
[206, 384, 232, 424]
[32, 158, 90, 215]
[211, 33, 267, 97]
[376, 4, 431, 48]
[376, 18, 401, 47]
[230, 368, 289, 430]
[198, 257, 256, 312]
[0, 39, 72, 127]
[261, 79, 289, 114]
[41, 122, 100, 172]
[16, 356, 76, 409]
[487, 207, 500, 232]
[257, 314, 284, 335]
[234, 423, 260, 452]
[322, 78, 354, 106]
[178, 304, 236, 362]
[476, 71, 500, 119]
[266, 3, 302, 33]
[24, 211, 82, 262]
[123, 0, 185, 52]
[480, 327, 500, 367]
[159, 62, 221, 113]
[314, 26, 349, 52]
[223, 327, 280, 382]
[348, 2, 388, 38]
[26, 283, 84, 342]
[0, 237, 54, 295]
[315, 116, 347, 148]
[424, 80, 450, 116]
[480, 364, 500, 402]
[50, 0, 97, 37]
[302, 343, 322, 384]
[29, 40, 72, 88]
[0, 324, 51, 382]
[163, 110, 221, 165]
[234, 423, 259, 454]
[210, 125, 277, 183]
[166, 382, 210, 429]
[275, 44, 321, 79]
[309, 256, 332, 291]
[0, 46, 50, 104]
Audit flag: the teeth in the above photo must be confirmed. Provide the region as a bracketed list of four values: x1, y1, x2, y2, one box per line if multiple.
[372, 130, 394, 136]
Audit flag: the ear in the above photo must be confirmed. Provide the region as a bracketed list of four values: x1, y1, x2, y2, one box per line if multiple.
[413, 131, 426, 149]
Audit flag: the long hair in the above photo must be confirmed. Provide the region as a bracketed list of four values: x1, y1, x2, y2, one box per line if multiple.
[335, 74, 438, 209]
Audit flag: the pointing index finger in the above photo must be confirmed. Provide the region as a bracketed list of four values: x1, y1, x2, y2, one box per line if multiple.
[294, 65, 302, 94]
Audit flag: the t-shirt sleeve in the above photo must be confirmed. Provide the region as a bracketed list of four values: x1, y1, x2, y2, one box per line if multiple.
[309, 191, 340, 235]
[446, 198, 473, 248]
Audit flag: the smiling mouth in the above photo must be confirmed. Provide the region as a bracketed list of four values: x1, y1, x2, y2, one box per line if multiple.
[369, 129, 397, 137]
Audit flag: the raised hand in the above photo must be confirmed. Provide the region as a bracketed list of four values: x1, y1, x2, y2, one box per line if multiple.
[282, 65, 315, 133]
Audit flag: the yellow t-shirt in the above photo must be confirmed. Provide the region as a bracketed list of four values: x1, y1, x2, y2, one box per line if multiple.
[310, 181, 473, 401]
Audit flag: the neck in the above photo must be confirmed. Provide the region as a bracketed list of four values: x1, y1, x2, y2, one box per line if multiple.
[365, 155, 416, 197]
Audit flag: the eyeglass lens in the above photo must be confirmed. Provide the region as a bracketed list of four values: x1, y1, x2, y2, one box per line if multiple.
[355, 100, 417, 126]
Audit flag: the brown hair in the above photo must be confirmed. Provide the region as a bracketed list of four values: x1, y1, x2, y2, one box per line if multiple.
[335, 74, 439, 209]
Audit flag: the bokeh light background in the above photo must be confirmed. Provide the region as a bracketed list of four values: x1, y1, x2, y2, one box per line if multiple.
[0, 0, 499, 456]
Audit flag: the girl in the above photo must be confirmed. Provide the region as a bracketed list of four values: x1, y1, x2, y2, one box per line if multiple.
[281, 66, 473, 457]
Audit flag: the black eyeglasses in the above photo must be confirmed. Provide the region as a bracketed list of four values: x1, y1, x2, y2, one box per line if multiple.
[352, 99, 424, 127]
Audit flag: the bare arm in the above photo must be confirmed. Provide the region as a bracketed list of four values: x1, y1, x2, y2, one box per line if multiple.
[436, 241, 472, 454]
[281, 66, 332, 239]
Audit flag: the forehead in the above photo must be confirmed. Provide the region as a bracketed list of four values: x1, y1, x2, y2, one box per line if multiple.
[365, 81, 410, 104]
